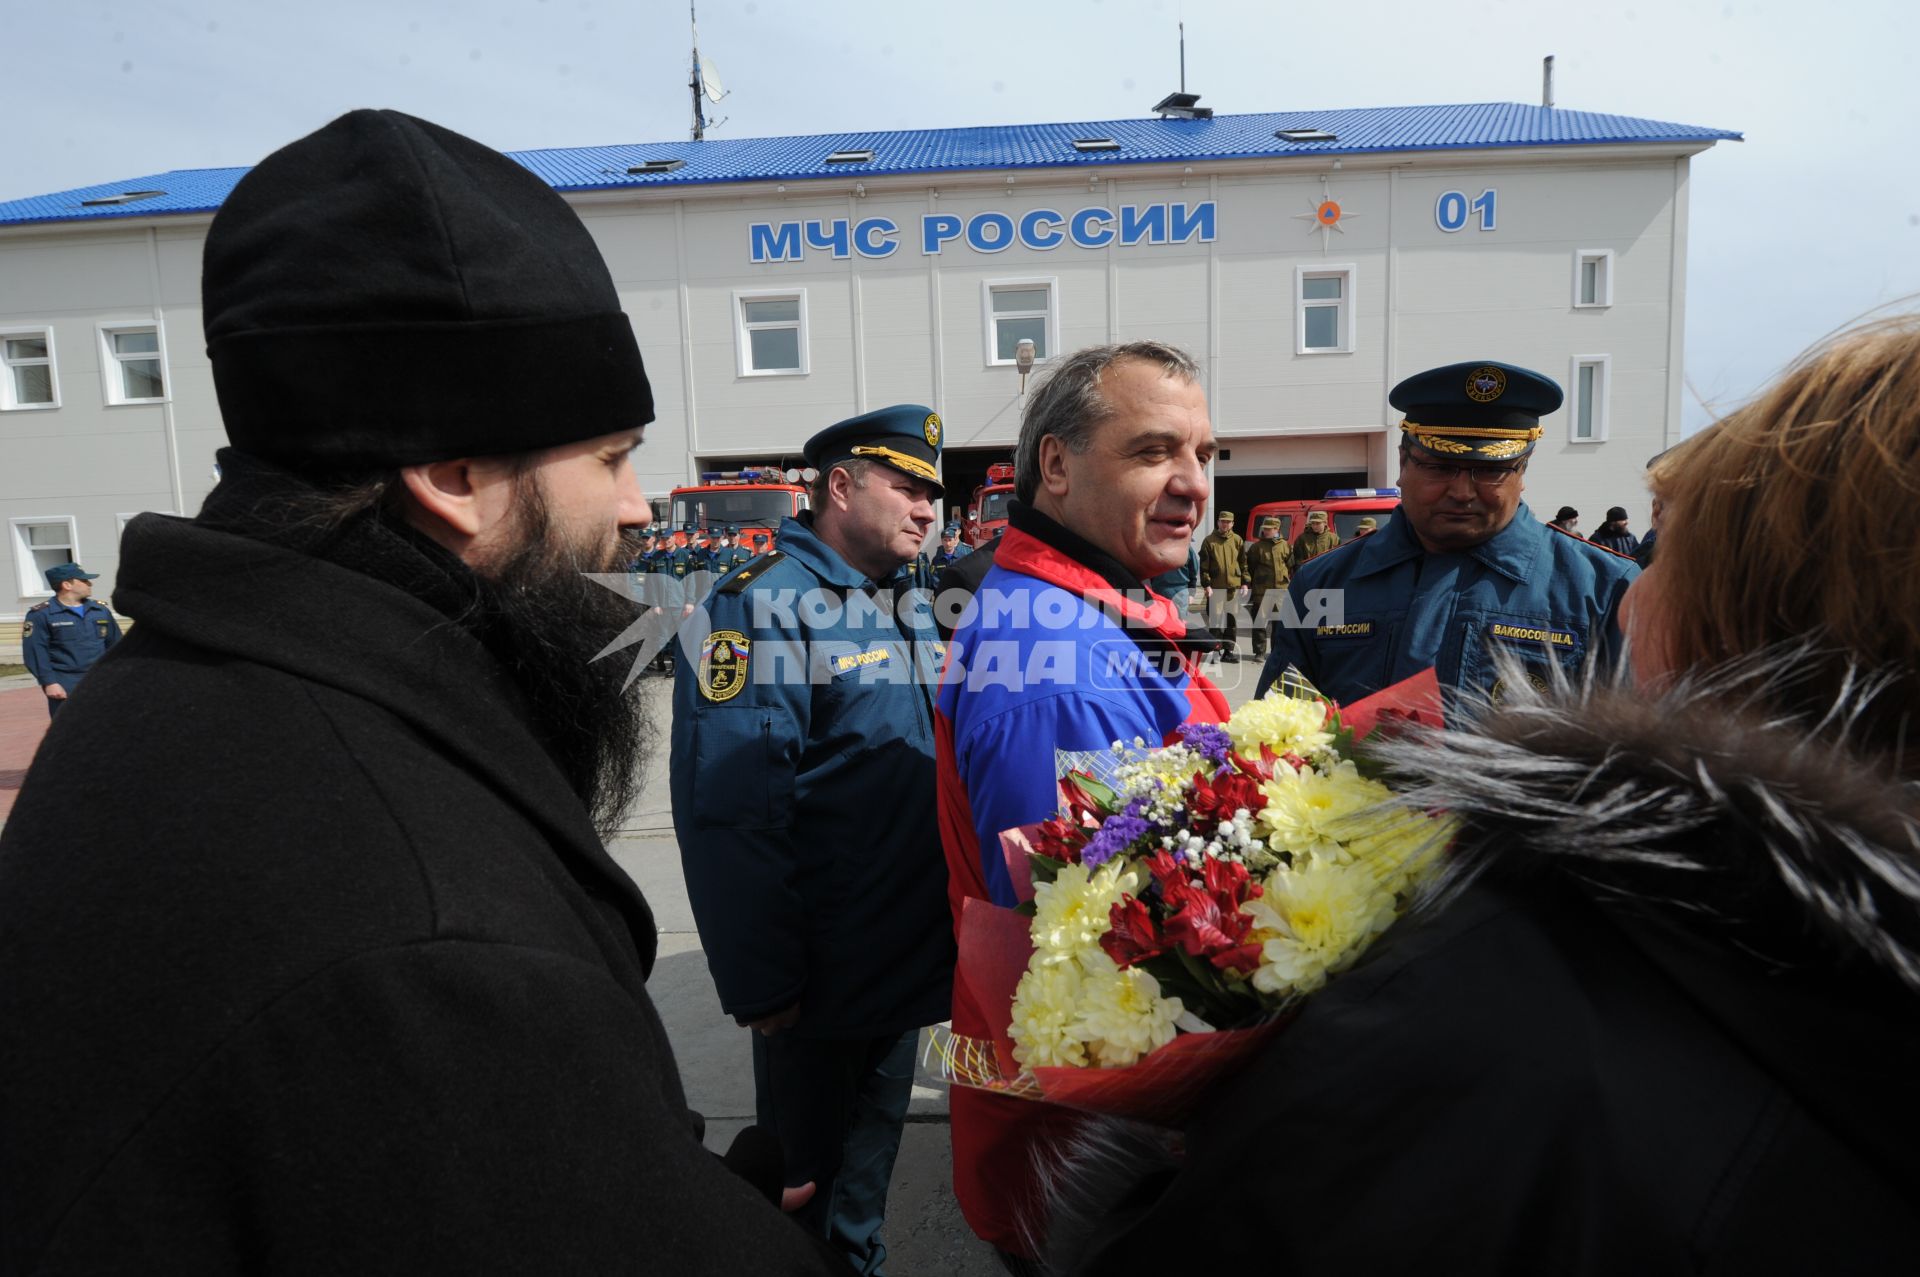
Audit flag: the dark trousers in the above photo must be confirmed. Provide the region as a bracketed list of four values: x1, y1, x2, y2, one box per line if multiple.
[752, 1027, 917, 1276]
[1248, 588, 1277, 655]
[1205, 589, 1240, 649]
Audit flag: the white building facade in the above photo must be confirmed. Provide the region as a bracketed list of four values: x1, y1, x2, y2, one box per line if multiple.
[0, 102, 1737, 627]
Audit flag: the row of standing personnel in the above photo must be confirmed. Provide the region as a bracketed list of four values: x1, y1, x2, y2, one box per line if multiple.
[634, 522, 973, 591]
[1190, 509, 1348, 660]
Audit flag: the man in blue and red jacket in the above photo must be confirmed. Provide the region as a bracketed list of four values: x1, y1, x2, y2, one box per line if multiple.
[935, 341, 1228, 1263]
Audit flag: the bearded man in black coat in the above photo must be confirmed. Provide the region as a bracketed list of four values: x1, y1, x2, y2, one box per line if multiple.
[0, 111, 846, 1275]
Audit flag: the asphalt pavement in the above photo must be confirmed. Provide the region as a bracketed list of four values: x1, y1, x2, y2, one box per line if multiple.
[1, 636, 1269, 1274]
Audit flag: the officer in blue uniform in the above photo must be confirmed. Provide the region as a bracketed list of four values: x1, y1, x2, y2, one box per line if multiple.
[668, 524, 702, 580]
[1257, 360, 1639, 706]
[645, 532, 674, 574]
[21, 562, 123, 718]
[930, 522, 970, 573]
[708, 525, 754, 574]
[669, 404, 954, 1274]
[628, 529, 656, 575]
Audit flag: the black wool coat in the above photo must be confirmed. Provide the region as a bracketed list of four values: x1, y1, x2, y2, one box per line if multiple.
[0, 511, 845, 1275]
[1046, 671, 1920, 1276]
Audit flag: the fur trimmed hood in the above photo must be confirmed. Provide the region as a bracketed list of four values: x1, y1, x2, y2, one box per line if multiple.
[1371, 657, 1920, 993]
[1038, 661, 1920, 1274]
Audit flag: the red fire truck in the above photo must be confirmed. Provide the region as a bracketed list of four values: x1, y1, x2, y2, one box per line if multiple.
[962, 461, 1016, 549]
[670, 466, 810, 555]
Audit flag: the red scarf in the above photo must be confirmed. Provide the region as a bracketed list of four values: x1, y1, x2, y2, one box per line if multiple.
[993, 527, 1230, 724]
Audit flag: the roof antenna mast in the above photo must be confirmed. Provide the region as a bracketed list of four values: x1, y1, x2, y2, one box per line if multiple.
[690, 3, 707, 142]
[1150, 11, 1210, 119]
[689, 4, 730, 140]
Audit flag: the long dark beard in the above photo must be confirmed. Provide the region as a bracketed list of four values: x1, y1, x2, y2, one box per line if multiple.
[465, 491, 651, 836]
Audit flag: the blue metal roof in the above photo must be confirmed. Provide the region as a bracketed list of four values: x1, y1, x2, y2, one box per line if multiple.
[0, 102, 1739, 228]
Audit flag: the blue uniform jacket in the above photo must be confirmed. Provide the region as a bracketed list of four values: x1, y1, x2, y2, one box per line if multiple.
[936, 562, 1203, 907]
[669, 515, 954, 1038]
[667, 545, 705, 579]
[21, 598, 122, 688]
[1256, 501, 1638, 705]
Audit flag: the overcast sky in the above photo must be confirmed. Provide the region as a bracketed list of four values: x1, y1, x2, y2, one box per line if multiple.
[9, 0, 1917, 431]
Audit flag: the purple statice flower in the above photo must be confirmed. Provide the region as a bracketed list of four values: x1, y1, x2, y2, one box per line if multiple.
[1082, 811, 1152, 870]
[1176, 721, 1233, 767]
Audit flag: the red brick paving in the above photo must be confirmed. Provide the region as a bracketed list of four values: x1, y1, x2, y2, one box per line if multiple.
[0, 685, 50, 825]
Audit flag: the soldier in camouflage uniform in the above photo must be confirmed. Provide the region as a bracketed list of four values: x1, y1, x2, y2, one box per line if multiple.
[1292, 509, 1341, 564]
[1198, 511, 1248, 661]
[1243, 516, 1293, 659]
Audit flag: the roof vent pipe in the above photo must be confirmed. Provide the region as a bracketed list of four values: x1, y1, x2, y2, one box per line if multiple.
[1542, 55, 1555, 109]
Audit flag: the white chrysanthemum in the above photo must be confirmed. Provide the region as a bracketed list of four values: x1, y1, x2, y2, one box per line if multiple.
[1243, 855, 1398, 996]
[1226, 694, 1335, 757]
[1073, 962, 1184, 1068]
[1256, 758, 1396, 861]
[1010, 961, 1089, 1069]
[1114, 744, 1208, 798]
[1029, 859, 1141, 968]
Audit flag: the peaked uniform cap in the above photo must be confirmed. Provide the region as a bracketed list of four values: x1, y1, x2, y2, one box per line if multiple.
[1392, 360, 1562, 463]
[202, 109, 653, 470]
[45, 563, 100, 585]
[804, 404, 945, 496]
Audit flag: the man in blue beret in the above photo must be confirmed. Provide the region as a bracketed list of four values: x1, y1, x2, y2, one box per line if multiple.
[1257, 360, 1639, 705]
[21, 563, 123, 718]
[670, 403, 955, 1273]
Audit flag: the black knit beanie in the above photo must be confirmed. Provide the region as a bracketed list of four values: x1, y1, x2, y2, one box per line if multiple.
[202, 109, 653, 470]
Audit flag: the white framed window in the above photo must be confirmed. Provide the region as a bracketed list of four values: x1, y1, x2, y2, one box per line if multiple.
[1568, 355, 1611, 443]
[1295, 264, 1355, 354]
[97, 321, 169, 404]
[11, 516, 79, 598]
[982, 277, 1058, 366]
[1573, 249, 1614, 308]
[733, 289, 809, 377]
[2, 326, 59, 411]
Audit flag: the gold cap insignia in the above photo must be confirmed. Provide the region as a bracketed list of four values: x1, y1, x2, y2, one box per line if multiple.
[1464, 366, 1508, 403]
[924, 412, 943, 448]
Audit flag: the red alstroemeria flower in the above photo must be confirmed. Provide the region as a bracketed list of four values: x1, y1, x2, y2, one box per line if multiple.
[1227, 742, 1308, 783]
[1100, 895, 1168, 968]
[1158, 855, 1264, 972]
[1059, 772, 1111, 825]
[1207, 941, 1264, 975]
[1032, 815, 1089, 865]
[1189, 770, 1268, 824]
[1143, 848, 1185, 889]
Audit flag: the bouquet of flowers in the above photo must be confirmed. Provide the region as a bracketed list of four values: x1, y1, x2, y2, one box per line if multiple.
[935, 670, 1452, 1125]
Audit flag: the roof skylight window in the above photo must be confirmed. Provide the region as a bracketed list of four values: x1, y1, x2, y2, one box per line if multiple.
[1276, 129, 1338, 142]
[825, 149, 875, 164]
[627, 159, 686, 175]
[1072, 138, 1120, 152]
[79, 190, 165, 207]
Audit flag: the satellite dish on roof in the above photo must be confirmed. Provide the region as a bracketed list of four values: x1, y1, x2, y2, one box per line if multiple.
[700, 57, 726, 102]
